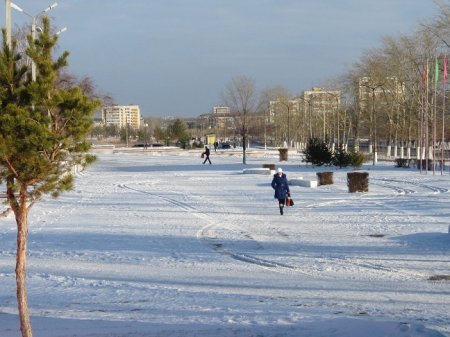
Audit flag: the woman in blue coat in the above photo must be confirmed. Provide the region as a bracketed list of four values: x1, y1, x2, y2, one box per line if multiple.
[271, 167, 290, 215]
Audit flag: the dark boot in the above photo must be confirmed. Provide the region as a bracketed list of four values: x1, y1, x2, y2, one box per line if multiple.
[279, 205, 284, 215]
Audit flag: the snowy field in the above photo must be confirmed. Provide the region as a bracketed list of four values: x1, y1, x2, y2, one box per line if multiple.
[1, 149, 450, 337]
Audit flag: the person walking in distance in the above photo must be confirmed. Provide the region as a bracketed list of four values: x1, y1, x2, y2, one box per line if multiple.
[202, 146, 211, 165]
[271, 167, 290, 215]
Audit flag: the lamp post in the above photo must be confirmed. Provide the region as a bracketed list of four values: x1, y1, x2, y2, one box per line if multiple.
[322, 90, 341, 147]
[144, 123, 148, 150]
[56, 26, 67, 35]
[11, 1, 58, 81]
[276, 97, 293, 148]
[5, 0, 11, 47]
[298, 95, 313, 142]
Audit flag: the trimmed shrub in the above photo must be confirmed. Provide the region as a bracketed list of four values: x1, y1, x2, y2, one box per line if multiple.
[416, 159, 433, 170]
[317, 172, 334, 186]
[394, 158, 410, 168]
[263, 164, 275, 170]
[347, 172, 369, 193]
[303, 138, 332, 166]
[278, 148, 288, 161]
[428, 275, 450, 281]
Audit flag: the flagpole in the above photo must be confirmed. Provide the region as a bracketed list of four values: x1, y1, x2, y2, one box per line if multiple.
[434, 57, 438, 175]
[443, 56, 448, 175]
[420, 62, 425, 174]
[426, 59, 429, 174]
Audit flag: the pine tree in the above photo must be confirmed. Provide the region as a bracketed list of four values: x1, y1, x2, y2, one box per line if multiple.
[170, 118, 190, 145]
[0, 18, 100, 337]
[302, 137, 333, 166]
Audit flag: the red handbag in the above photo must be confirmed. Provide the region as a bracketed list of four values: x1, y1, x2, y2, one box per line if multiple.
[286, 197, 294, 206]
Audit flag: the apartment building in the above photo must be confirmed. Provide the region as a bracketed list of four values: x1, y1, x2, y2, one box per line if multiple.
[101, 105, 141, 130]
[302, 87, 340, 116]
[358, 77, 404, 113]
[269, 99, 301, 124]
[302, 87, 341, 140]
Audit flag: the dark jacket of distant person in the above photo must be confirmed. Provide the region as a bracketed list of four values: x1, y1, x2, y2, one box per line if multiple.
[271, 170, 290, 200]
[202, 146, 211, 164]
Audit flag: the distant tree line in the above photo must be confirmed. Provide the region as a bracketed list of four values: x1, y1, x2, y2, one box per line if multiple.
[188, 2, 450, 163]
[92, 117, 190, 146]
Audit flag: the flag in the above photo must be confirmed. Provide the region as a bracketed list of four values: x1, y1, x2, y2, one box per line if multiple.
[435, 57, 440, 84]
[444, 56, 448, 82]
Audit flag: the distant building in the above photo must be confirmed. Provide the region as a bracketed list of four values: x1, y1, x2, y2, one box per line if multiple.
[186, 106, 235, 142]
[303, 87, 340, 116]
[209, 106, 235, 141]
[269, 99, 301, 124]
[213, 106, 230, 115]
[358, 77, 404, 113]
[302, 87, 341, 140]
[101, 105, 141, 130]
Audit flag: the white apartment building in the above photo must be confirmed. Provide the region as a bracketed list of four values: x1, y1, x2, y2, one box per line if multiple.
[101, 105, 141, 130]
[213, 106, 230, 115]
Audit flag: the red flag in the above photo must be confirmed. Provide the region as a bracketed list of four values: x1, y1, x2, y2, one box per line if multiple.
[444, 56, 448, 82]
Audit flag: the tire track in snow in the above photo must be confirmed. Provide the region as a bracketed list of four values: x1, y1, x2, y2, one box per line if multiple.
[197, 223, 306, 274]
[119, 184, 317, 276]
[119, 183, 431, 280]
[369, 181, 416, 194]
[371, 177, 448, 194]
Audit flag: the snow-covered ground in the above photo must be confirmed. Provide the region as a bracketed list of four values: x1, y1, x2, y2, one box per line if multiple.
[1, 149, 449, 337]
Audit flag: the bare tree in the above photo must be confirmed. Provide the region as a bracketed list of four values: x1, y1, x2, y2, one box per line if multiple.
[260, 86, 295, 147]
[422, 0, 450, 50]
[57, 72, 114, 105]
[222, 76, 259, 164]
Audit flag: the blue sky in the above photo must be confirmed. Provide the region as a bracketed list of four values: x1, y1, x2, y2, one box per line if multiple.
[1, 0, 441, 117]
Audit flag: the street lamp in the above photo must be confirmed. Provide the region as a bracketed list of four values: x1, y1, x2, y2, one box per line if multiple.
[11, 1, 58, 81]
[298, 95, 313, 141]
[56, 26, 67, 35]
[5, 0, 12, 47]
[144, 123, 148, 150]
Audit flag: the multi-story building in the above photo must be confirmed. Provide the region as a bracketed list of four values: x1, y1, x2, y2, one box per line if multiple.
[358, 77, 404, 113]
[213, 106, 230, 115]
[268, 98, 303, 146]
[209, 106, 235, 141]
[101, 105, 141, 130]
[302, 87, 341, 139]
[358, 76, 406, 155]
[269, 99, 301, 124]
[303, 87, 340, 116]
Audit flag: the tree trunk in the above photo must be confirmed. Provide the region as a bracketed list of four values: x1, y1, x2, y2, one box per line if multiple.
[13, 191, 33, 337]
[242, 133, 247, 164]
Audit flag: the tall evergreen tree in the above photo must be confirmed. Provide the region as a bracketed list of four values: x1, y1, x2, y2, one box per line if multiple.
[170, 118, 190, 144]
[0, 18, 100, 337]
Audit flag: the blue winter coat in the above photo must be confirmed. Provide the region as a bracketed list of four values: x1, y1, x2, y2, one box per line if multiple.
[271, 173, 290, 200]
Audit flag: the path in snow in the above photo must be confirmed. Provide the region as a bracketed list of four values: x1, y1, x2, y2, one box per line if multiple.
[0, 151, 449, 337]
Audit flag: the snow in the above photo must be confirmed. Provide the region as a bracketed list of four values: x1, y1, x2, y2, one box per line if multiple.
[1, 149, 449, 337]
